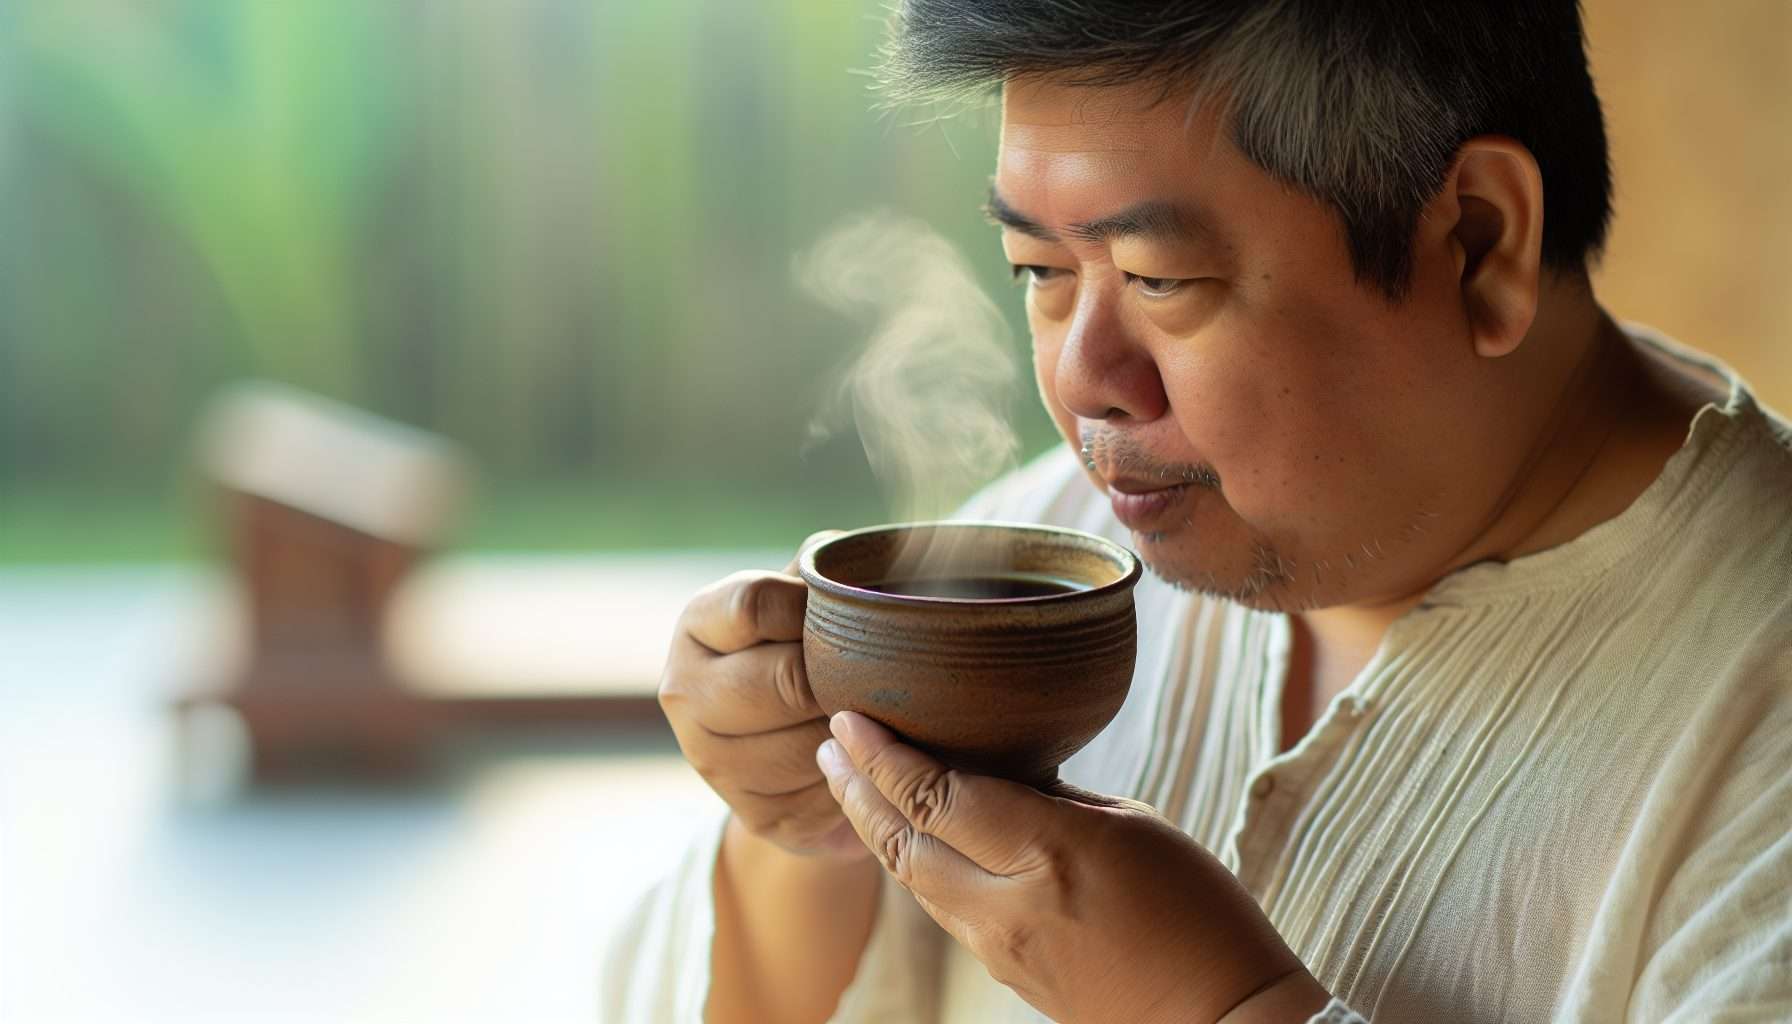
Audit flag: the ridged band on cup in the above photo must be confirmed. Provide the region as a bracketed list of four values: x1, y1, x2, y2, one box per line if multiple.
[804, 598, 1136, 669]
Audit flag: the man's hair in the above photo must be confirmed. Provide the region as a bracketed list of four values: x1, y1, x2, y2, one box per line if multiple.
[878, 0, 1613, 299]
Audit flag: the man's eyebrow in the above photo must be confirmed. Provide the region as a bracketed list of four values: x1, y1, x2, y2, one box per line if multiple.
[984, 189, 1214, 247]
[983, 189, 1057, 242]
[1067, 200, 1210, 246]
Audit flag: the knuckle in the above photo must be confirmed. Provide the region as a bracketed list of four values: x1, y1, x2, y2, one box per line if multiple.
[889, 764, 957, 832]
[876, 823, 916, 885]
[1037, 840, 1075, 894]
[684, 749, 720, 782]
[726, 574, 768, 631]
[1017, 837, 1079, 916]
[983, 922, 1037, 987]
[657, 653, 721, 723]
[655, 665, 687, 710]
[733, 572, 797, 638]
[769, 647, 811, 714]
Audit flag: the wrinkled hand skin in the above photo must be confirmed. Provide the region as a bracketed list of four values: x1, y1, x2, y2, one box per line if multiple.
[818, 711, 1331, 1024]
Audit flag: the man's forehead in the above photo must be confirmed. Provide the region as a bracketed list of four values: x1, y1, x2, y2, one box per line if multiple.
[997, 77, 1225, 160]
[999, 81, 1161, 153]
[1001, 120, 1151, 155]
[995, 82, 1236, 223]
[989, 84, 1254, 258]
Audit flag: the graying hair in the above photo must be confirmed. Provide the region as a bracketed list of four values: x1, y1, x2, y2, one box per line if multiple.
[877, 0, 1612, 299]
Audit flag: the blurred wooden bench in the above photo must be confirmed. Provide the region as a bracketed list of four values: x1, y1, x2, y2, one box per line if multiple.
[176, 547, 784, 779]
[173, 380, 786, 781]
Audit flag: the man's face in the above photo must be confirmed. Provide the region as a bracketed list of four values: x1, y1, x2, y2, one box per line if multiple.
[995, 79, 1518, 610]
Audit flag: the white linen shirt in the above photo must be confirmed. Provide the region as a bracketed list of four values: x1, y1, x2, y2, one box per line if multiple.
[602, 327, 1792, 1023]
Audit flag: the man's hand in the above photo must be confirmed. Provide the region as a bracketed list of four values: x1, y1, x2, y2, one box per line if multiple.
[817, 710, 1334, 1024]
[659, 535, 865, 858]
[662, 537, 884, 1024]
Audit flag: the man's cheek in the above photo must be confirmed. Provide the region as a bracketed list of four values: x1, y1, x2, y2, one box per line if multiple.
[1030, 336, 1079, 450]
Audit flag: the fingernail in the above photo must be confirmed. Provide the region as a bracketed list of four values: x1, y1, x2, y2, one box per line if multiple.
[829, 710, 851, 741]
[816, 739, 848, 779]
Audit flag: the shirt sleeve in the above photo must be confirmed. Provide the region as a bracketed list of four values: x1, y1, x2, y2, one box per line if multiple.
[826, 872, 947, 1021]
[598, 810, 946, 1024]
[598, 811, 727, 1023]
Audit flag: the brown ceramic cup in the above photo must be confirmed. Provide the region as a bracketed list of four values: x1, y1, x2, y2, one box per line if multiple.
[798, 521, 1142, 787]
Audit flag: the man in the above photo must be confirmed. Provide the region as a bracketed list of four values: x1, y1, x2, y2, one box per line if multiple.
[605, 2, 1792, 1021]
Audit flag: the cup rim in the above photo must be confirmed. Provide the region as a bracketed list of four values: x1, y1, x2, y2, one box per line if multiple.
[798, 519, 1143, 607]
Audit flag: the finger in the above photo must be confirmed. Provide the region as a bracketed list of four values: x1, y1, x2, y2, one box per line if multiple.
[725, 774, 860, 854]
[828, 711, 1053, 877]
[784, 530, 844, 576]
[663, 638, 820, 735]
[674, 717, 835, 798]
[680, 571, 807, 655]
[817, 737, 993, 904]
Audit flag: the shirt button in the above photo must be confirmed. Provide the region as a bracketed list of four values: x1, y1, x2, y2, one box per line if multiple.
[1251, 774, 1275, 799]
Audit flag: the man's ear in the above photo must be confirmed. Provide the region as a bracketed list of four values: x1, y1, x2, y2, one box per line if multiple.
[1427, 136, 1545, 358]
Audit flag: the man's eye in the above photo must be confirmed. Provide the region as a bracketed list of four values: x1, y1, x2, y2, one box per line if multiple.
[1126, 273, 1185, 296]
[1010, 264, 1066, 286]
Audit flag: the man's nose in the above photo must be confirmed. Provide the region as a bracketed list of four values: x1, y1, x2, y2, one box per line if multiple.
[1052, 288, 1169, 423]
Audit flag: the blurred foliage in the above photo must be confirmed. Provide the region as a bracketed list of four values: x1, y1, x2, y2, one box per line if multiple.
[0, 0, 1057, 561]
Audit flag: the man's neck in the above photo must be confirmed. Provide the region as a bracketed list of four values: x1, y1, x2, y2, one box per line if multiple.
[1286, 282, 1720, 734]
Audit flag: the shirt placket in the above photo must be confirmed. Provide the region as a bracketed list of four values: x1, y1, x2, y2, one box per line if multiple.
[1224, 614, 1373, 894]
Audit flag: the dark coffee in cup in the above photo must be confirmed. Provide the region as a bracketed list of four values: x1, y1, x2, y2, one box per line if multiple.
[865, 574, 1086, 600]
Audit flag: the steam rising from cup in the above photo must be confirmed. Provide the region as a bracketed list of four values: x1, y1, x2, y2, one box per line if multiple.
[799, 212, 1023, 580]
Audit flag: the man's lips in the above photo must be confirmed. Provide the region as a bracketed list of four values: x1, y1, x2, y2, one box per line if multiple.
[1106, 476, 1179, 496]
[1104, 476, 1194, 530]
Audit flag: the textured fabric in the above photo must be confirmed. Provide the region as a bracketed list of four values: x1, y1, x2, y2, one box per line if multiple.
[1310, 998, 1371, 1024]
[600, 327, 1792, 1023]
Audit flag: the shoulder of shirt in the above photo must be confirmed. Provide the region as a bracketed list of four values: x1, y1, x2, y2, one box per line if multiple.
[1618, 323, 1792, 689]
[1624, 319, 1792, 464]
[1609, 323, 1792, 564]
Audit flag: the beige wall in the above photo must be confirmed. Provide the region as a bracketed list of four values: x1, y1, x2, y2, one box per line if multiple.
[1583, 0, 1792, 411]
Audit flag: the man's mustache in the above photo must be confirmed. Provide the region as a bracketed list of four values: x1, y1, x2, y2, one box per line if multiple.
[1079, 428, 1221, 490]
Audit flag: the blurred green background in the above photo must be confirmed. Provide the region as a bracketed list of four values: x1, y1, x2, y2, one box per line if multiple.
[0, 0, 1058, 564]
[1, 7, 1784, 1022]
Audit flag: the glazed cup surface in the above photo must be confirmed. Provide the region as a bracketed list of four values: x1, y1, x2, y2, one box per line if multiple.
[799, 521, 1142, 787]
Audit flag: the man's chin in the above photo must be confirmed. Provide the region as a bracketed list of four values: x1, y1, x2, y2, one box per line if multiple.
[1132, 532, 1299, 610]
